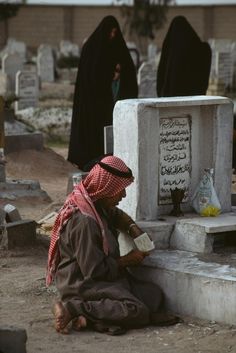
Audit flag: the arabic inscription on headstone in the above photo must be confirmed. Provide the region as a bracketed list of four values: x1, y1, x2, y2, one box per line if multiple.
[159, 116, 191, 204]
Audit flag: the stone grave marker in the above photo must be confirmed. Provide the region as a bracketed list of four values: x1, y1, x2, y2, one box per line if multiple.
[209, 38, 233, 52]
[0, 38, 26, 61]
[216, 51, 234, 89]
[148, 43, 157, 61]
[209, 39, 235, 90]
[15, 70, 39, 111]
[0, 72, 10, 96]
[2, 53, 24, 92]
[37, 45, 54, 82]
[138, 60, 157, 98]
[59, 40, 79, 57]
[113, 96, 233, 220]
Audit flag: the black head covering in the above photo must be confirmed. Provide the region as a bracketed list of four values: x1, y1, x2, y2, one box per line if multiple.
[68, 16, 138, 169]
[156, 16, 212, 97]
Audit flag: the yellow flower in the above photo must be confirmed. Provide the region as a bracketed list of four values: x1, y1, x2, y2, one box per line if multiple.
[200, 205, 221, 217]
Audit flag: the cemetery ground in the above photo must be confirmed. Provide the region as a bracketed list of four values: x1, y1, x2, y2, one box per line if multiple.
[0, 146, 236, 353]
[1, 82, 236, 352]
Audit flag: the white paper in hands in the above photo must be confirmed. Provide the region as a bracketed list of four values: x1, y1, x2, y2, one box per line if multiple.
[133, 233, 155, 252]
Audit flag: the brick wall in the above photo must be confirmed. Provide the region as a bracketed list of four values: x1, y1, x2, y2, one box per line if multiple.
[2, 4, 236, 52]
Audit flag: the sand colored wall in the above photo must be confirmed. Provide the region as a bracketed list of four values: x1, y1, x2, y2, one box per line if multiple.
[2, 4, 236, 52]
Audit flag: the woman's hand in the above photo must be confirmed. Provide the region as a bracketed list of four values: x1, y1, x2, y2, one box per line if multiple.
[117, 249, 149, 268]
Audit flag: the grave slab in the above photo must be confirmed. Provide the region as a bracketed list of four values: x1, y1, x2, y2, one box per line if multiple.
[0, 326, 27, 353]
[4, 219, 36, 249]
[170, 213, 236, 253]
[4, 132, 43, 154]
[0, 179, 51, 202]
[130, 249, 236, 325]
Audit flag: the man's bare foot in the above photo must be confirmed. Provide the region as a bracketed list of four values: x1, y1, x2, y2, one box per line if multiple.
[52, 301, 72, 334]
[72, 316, 87, 331]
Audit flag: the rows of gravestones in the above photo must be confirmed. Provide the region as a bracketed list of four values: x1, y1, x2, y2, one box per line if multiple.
[0, 37, 157, 115]
[0, 39, 138, 109]
[1, 38, 236, 124]
[0, 38, 81, 112]
[208, 38, 236, 95]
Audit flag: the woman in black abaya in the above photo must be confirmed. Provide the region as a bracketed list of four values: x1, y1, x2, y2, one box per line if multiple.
[68, 16, 138, 170]
[156, 16, 212, 97]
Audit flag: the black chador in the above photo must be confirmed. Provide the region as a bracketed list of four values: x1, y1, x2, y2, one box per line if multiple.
[156, 16, 212, 97]
[68, 16, 138, 170]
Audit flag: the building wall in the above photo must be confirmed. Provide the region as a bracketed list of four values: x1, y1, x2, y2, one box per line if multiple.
[3, 4, 236, 52]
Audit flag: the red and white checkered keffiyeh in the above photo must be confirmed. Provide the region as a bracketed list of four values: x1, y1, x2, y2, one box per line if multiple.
[46, 155, 133, 286]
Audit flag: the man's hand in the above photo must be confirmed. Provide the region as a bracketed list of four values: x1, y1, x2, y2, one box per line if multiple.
[118, 249, 149, 268]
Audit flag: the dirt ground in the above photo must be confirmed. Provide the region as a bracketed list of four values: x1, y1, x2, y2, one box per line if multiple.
[1, 143, 236, 352]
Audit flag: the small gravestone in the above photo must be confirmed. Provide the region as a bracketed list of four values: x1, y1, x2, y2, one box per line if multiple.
[0, 72, 10, 96]
[0, 38, 26, 61]
[148, 43, 157, 61]
[138, 61, 157, 98]
[37, 45, 54, 82]
[59, 40, 79, 57]
[6, 38, 26, 59]
[4, 204, 21, 222]
[2, 53, 24, 92]
[15, 70, 39, 111]
[216, 51, 234, 89]
[209, 39, 235, 90]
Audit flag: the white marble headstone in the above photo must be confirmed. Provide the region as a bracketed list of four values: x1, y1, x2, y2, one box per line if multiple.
[2, 53, 24, 92]
[15, 70, 39, 111]
[147, 43, 157, 61]
[216, 51, 234, 88]
[113, 96, 233, 221]
[0, 38, 26, 61]
[209, 38, 236, 89]
[138, 61, 157, 98]
[37, 45, 54, 82]
[59, 40, 79, 57]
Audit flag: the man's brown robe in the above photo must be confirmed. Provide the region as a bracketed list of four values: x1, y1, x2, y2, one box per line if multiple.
[55, 207, 163, 328]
